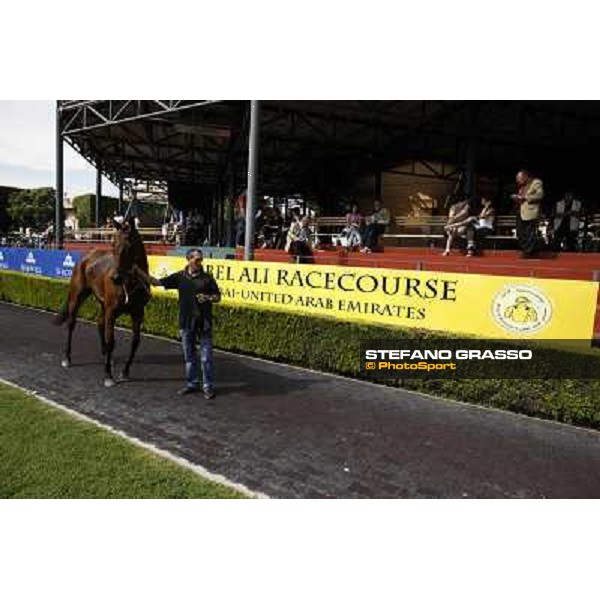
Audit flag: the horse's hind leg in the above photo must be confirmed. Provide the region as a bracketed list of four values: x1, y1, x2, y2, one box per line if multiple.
[121, 308, 143, 381]
[103, 308, 117, 387]
[62, 286, 91, 368]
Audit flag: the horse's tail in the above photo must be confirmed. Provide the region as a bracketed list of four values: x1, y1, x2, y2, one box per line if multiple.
[53, 260, 85, 326]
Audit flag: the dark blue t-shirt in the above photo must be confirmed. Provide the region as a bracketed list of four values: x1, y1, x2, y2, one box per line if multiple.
[160, 267, 220, 332]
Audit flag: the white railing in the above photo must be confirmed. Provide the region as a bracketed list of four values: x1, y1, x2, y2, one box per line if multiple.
[64, 227, 171, 244]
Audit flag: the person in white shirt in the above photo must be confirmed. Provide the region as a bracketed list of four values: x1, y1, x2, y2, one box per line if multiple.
[361, 199, 390, 253]
[286, 209, 313, 263]
[552, 192, 582, 252]
[465, 197, 496, 256]
[442, 199, 473, 256]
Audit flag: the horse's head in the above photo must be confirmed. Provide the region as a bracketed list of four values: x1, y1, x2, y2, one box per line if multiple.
[112, 216, 145, 280]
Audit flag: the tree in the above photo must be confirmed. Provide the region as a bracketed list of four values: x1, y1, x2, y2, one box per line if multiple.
[0, 186, 20, 233]
[7, 187, 55, 230]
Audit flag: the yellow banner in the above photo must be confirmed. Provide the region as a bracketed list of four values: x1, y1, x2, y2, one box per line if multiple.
[148, 256, 599, 341]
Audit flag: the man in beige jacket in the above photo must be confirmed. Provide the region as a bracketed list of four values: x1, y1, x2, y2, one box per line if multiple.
[512, 170, 544, 258]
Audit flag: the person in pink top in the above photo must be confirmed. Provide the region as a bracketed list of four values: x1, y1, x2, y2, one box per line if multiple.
[346, 203, 363, 227]
[339, 203, 363, 249]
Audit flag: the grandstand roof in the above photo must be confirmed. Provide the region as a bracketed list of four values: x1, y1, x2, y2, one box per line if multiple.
[58, 100, 600, 198]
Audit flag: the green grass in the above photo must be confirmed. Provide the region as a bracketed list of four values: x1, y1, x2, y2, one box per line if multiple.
[0, 382, 247, 499]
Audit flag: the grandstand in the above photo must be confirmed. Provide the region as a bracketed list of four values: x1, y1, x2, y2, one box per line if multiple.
[54, 100, 600, 258]
[55, 102, 600, 235]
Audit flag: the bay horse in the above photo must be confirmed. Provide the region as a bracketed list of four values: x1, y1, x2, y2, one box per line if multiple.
[54, 216, 151, 387]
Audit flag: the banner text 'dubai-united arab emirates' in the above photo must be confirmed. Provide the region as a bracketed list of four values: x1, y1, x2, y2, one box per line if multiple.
[148, 257, 598, 341]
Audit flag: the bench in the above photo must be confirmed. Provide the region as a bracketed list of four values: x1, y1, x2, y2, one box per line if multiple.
[488, 216, 517, 247]
[382, 216, 446, 244]
[314, 217, 349, 245]
[382, 214, 518, 248]
[581, 213, 600, 251]
[494, 216, 517, 236]
[314, 214, 520, 249]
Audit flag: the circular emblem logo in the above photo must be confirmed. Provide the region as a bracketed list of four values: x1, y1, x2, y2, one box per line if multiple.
[491, 285, 552, 334]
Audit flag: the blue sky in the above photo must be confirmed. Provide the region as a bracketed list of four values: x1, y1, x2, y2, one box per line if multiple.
[0, 100, 118, 197]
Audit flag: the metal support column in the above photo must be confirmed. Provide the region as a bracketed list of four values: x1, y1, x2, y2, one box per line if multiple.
[55, 102, 64, 249]
[215, 186, 220, 245]
[465, 137, 477, 198]
[213, 187, 218, 246]
[218, 182, 225, 246]
[464, 102, 479, 198]
[244, 101, 261, 261]
[375, 170, 382, 200]
[210, 188, 215, 245]
[118, 180, 124, 215]
[124, 190, 136, 220]
[228, 162, 236, 247]
[95, 165, 102, 226]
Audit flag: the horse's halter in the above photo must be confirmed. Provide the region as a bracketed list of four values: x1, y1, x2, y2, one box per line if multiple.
[113, 225, 135, 274]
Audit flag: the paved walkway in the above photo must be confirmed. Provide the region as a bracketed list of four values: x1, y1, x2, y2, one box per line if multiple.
[1, 302, 599, 498]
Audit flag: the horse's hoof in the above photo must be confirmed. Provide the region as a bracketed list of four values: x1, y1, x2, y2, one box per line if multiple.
[61, 359, 71, 368]
[118, 373, 131, 383]
[103, 378, 116, 388]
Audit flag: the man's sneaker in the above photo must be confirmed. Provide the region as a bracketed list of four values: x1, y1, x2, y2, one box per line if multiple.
[178, 386, 199, 396]
[203, 388, 216, 400]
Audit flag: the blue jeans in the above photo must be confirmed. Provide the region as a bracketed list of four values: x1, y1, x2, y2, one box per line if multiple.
[363, 223, 385, 250]
[180, 328, 214, 390]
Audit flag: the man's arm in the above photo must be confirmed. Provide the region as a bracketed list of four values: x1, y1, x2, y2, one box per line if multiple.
[159, 272, 183, 289]
[197, 277, 221, 304]
[135, 267, 179, 289]
[207, 277, 221, 303]
[525, 180, 544, 204]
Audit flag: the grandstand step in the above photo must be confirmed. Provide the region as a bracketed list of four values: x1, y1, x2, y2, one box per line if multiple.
[231, 248, 600, 281]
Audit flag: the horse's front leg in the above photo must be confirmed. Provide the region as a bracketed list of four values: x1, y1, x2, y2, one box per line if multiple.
[97, 305, 107, 356]
[103, 309, 117, 388]
[120, 308, 143, 381]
